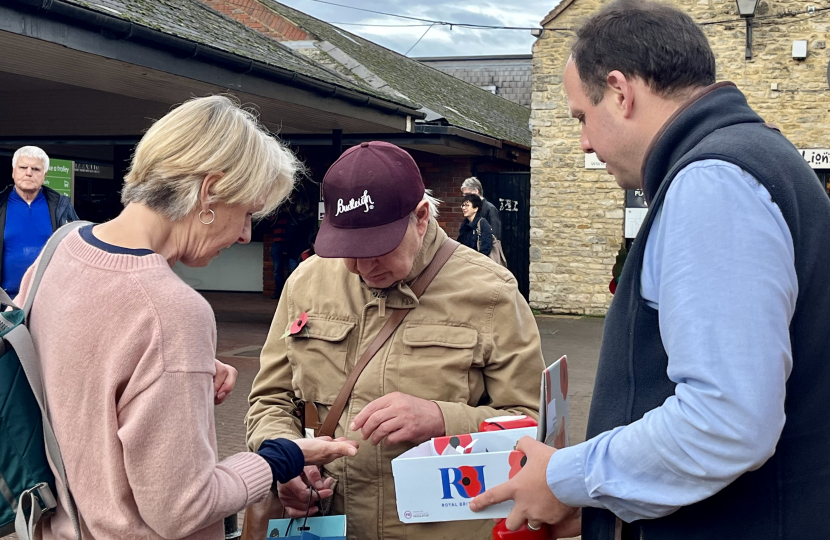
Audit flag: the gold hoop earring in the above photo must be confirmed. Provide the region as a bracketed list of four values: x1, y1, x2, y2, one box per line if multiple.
[199, 209, 215, 225]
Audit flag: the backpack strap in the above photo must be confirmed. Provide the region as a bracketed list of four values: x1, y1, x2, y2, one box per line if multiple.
[0, 288, 19, 311]
[11, 221, 89, 540]
[23, 221, 90, 322]
[318, 238, 459, 438]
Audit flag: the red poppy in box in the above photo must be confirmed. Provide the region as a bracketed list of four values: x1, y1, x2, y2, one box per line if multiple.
[432, 434, 473, 455]
[508, 450, 527, 479]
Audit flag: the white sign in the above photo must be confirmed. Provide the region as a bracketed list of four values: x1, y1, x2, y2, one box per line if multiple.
[800, 149, 830, 169]
[625, 208, 647, 239]
[585, 153, 606, 169]
[498, 198, 519, 212]
[318, 201, 325, 221]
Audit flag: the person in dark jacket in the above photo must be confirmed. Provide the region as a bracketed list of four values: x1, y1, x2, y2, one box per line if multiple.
[457, 193, 493, 256]
[0, 146, 79, 295]
[460, 177, 501, 239]
[470, 1, 830, 539]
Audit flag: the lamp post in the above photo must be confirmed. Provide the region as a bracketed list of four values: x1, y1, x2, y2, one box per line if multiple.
[735, 0, 760, 59]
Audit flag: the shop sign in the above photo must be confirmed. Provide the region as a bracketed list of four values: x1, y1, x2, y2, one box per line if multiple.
[800, 149, 830, 169]
[625, 189, 648, 239]
[584, 153, 606, 169]
[44, 159, 73, 200]
[74, 161, 114, 179]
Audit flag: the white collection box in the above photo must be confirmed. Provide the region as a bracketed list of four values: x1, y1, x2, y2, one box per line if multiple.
[391, 356, 570, 524]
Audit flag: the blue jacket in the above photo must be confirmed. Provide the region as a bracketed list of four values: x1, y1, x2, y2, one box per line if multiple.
[0, 185, 79, 279]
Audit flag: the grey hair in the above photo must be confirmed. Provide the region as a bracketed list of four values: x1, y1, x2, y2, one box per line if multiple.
[13, 146, 49, 172]
[461, 176, 483, 196]
[410, 190, 441, 222]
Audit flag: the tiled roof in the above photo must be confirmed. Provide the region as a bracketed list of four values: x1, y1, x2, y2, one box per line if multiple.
[418, 57, 532, 108]
[257, 1, 531, 147]
[60, 0, 417, 108]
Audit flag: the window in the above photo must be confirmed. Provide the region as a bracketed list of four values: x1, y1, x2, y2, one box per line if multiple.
[815, 170, 830, 198]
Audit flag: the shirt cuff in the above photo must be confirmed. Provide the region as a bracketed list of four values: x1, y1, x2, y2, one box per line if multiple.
[546, 443, 597, 509]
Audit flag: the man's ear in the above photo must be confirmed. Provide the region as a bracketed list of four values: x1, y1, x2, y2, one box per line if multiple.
[413, 200, 430, 235]
[199, 173, 224, 213]
[606, 70, 635, 119]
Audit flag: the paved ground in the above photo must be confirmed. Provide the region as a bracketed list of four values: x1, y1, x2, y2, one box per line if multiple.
[3, 293, 604, 539]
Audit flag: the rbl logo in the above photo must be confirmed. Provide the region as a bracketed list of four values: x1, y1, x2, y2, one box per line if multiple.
[439, 466, 486, 499]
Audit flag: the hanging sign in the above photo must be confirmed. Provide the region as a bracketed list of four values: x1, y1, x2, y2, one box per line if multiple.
[43, 159, 74, 201]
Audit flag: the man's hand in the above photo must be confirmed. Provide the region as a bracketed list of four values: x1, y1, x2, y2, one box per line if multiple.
[277, 465, 334, 517]
[294, 436, 359, 465]
[470, 436, 581, 536]
[213, 359, 237, 405]
[350, 392, 445, 445]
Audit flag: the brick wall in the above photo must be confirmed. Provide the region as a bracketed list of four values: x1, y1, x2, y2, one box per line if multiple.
[198, 0, 309, 41]
[409, 149, 474, 240]
[531, 0, 830, 314]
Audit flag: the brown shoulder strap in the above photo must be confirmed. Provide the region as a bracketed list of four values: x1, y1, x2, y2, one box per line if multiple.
[318, 238, 459, 437]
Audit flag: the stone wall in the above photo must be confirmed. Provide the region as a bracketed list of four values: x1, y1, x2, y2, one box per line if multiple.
[530, 0, 830, 314]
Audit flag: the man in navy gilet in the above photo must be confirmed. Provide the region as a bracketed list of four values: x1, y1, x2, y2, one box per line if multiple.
[470, 1, 830, 538]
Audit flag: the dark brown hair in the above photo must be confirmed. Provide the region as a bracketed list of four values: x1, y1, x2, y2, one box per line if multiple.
[572, 0, 716, 104]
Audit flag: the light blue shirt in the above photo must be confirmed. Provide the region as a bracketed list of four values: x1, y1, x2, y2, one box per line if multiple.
[546, 160, 797, 522]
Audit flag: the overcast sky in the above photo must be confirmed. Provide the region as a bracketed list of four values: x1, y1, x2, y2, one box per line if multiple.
[280, 0, 562, 57]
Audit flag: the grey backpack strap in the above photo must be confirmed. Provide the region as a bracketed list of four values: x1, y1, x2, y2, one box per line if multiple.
[11, 221, 89, 540]
[0, 288, 19, 311]
[7, 326, 78, 540]
[23, 221, 89, 321]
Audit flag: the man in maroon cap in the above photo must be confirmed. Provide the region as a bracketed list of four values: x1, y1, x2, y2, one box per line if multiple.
[246, 141, 543, 540]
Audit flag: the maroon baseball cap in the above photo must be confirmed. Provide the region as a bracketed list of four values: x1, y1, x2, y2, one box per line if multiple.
[315, 141, 425, 258]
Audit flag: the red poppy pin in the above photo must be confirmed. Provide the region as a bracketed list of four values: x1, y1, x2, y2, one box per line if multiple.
[281, 312, 309, 339]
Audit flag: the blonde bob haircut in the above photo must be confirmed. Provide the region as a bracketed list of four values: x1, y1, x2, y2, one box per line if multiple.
[122, 95, 299, 220]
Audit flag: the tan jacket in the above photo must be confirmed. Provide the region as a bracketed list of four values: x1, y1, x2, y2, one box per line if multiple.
[247, 219, 543, 540]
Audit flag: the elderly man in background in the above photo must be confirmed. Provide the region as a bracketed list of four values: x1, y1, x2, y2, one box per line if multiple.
[460, 176, 502, 239]
[1, 146, 78, 295]
[247, 141, 543, 540]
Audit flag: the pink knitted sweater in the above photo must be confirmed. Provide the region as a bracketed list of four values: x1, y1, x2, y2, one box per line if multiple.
[17, 230, 272, 540]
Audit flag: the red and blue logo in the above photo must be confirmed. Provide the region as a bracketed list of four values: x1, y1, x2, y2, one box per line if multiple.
[439, 465, 486, 499]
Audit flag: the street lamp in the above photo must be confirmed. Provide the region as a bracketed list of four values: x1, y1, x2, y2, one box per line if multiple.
[736, 0, 760, 59]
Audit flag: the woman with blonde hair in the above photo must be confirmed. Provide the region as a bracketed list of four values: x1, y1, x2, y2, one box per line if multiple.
[16, 95, 357, 540]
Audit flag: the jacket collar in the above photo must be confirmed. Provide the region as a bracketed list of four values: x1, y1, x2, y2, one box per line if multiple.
[640, 82, 763, 204]
[361, 218, 447, 308]
[404, 217, 446, 284]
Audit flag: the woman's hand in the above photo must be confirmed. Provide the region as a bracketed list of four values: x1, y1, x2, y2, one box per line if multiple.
[213, 359, 238, 405]
[293, 436, 359, 466]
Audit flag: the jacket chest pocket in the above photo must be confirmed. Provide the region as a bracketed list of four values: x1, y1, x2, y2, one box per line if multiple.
[396, 324, 478, 403]
[287, 318, 355, 404]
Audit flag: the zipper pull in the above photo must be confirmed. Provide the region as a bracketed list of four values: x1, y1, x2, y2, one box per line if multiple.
[378, 295, 386, 318]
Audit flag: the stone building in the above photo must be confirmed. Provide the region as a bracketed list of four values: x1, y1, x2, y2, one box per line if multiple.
[416, 55, 533, 107]
[530, 0, 830, 314]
